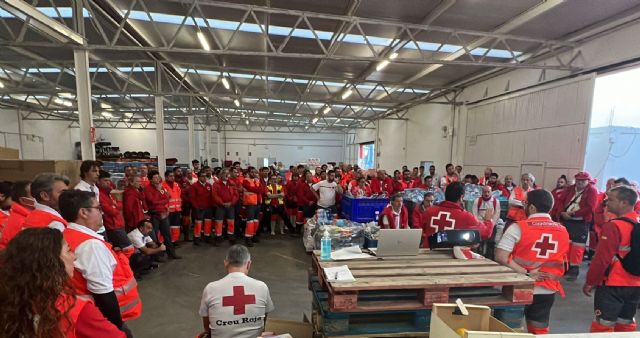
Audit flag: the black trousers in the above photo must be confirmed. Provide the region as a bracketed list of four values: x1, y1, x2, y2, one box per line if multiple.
[262, 204, 295, 233]
[594, 286, 640, 323]
[150, 216, 175, 255]
[525, 293, 556, 328]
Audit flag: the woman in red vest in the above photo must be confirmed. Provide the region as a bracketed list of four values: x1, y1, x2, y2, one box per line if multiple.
[0, 227, 124, 338]
[123, 176, 148, 232]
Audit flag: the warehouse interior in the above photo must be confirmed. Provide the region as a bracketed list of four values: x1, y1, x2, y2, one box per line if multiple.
[2, 0, 640, 337]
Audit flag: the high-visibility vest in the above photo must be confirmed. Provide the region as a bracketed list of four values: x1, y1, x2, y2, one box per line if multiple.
[511, 216, 569, 296]
[22, 209, 68, 229]
[476, 197, 497, 214]
[507, 186, 529, 221]
[162, 181, 182, 213]
[243, 178, 260, 205]
[63, 228, 142, 321]
[265, 184, 284, 205]
[605, 216, 640, 287]
[56, 294, 88, 338]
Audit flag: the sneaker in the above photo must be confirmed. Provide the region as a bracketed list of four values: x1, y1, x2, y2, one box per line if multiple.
[270, 231, 275, 235]
[564, 265, 579, 281]
[280, 229, 285, 235]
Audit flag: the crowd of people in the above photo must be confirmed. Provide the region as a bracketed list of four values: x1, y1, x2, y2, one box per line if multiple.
[1, 158, 640, 337]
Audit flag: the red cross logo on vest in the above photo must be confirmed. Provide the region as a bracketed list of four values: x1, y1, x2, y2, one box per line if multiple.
[430, 211, 456, 232]
[222, 286, 256, 315]
[532, 234, 558, 259]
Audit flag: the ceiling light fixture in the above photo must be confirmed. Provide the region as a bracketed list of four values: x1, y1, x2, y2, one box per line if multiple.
[100, 102, 112, 109]
[125, 113, 134, 118]
[101, 112, 113, 118]
[322, 106, 331, 114]
[341, 88, 353, 100]
[234, 99, 240, 107]
[221, 77, 230, 90]
[0, 81, 5, 89]
[197, 31, 210, 51]
[376, 52, 399, 71]
[245, 119, 249, 125]
[335, 118, 341, 123]
[312, 117, 319, 124]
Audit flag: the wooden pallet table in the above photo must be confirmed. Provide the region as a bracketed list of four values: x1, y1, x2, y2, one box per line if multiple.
[311, 249, 535, 313]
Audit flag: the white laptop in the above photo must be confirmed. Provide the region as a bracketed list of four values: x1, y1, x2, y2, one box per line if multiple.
[369, 229, 423, 257]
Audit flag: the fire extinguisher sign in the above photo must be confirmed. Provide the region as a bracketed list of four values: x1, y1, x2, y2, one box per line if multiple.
[90, 127, 96, 144]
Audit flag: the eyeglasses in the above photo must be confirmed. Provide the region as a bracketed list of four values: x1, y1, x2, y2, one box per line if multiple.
[84, 206, 103, 214]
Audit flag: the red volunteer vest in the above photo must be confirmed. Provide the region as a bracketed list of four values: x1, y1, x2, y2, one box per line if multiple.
[63, 228, 142, 321]
[507, 186, 529, 221]
[511, 216, 569, 296]
[162, 182, 182, 213]
[56, 294, 88, 338]
[476, 197, 497, 214]
[22, 209, 68, 229]
[605, 215, 640, 287]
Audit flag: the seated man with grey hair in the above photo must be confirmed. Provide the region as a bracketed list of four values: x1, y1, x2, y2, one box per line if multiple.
[198, 245, 274, 338]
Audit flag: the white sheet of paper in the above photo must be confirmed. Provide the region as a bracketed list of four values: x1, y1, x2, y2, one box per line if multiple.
[330, 246, 374, 260]
[323, 265, 356, 282]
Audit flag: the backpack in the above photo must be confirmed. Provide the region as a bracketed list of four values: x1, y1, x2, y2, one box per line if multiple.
[615, 217, 640, 276]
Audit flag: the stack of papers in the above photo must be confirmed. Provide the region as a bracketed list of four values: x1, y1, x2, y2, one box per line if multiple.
[323, 265, 356, 282]
[330, 246, 373, 260]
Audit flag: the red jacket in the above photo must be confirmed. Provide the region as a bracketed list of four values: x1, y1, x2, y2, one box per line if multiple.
[189, 181, 213, 209]
[551, 184, 598, 223]
[378, 205, 409, 229]
[144, 184, 170, 216]
[0, 203, 32, 249]
[411, 204, 428, 229]
[284, 180, 299, 205]
[212, 180, 239, 206]
[391, 180, 405, 194]
[98, 187, 125, 231]
[123, 186, 147, 229]
[370, 177, 394, 195]
[420, 201, 494, 248]
[296, 182, 317, 206]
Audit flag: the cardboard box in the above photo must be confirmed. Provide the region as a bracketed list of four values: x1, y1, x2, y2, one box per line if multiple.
[0, 147, 19, 160]
[264, 318, 313, 338]
[430, 303, 533, 338]
[0, 160, 81, 187]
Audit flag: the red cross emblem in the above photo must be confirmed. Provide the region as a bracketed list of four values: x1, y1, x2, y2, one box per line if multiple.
[430, 211, 456, 232]
[222, 286, 256, 315]
[532, 234, 558, 259]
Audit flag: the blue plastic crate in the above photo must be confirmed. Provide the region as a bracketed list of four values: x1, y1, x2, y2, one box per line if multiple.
[341, 195, 389, 222]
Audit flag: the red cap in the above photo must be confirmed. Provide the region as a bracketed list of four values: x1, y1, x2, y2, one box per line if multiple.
[574, 171, 592, 181]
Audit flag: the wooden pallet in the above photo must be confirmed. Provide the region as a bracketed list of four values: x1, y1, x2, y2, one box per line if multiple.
[311, 249, 534, 313]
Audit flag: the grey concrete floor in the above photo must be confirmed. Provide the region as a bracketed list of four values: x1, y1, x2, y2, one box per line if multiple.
[127, 237, 638, 337]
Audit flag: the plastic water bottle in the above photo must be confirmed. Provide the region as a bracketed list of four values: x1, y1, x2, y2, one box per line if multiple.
[374, 211, 380, 222]
[320, 230, 331, 261]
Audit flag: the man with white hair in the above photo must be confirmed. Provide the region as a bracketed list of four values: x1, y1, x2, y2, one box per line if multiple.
[472, 185, 501, 224]
[507, 173, 536, 224]
[198, 245, 274, 338]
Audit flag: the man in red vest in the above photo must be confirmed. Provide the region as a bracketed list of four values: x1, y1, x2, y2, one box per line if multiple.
[0, 181, 34, 249]
[378, 194, 409, 229]
[420, 182, 494, 248]
[495, 189, 569, 335]
[507, 173, 536, 224]
[242, 167, 263, 247]
[212, 168, 239, 246]
[552, 171, 598, 281]
[22, 173, 69, 231]
[583, 185, 640, 333]
[370, 170, 393, 196]
[59, 190, 140, 337]
[97, 170, 133, 255]
[162, 170, 182, 245]
[439, 163, 459, 189]
[189, 170, 213, 245]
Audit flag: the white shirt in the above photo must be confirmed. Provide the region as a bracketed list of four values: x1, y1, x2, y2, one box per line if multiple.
[496, 213, 555, 295]
[312, 180, 339, 208]
[127, 228, 153, 251]
[74, 180, 100, 202]
[68, 223, 117, 294]
[199, 272, 274, 338]
[33, 202, 66, 232]
[471, 197, 501, 224]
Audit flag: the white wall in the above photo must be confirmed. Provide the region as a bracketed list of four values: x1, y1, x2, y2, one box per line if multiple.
[0, 109, 76, 160]
[462, 76, 595, 190]
[208, 131, 346, 168]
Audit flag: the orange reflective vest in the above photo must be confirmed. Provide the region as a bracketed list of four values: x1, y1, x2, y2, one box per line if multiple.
[63, 228, 142, 321]
[162, 181, 182, 213]
[511, 216, 569, 296]
[56, 294, 87, 338]
[507, 186, 530, 221]
[605, 217, 640, 287]
[242, 178, 261, 205]
[265, 184, 284, 206]
[22, 209, 68, 229]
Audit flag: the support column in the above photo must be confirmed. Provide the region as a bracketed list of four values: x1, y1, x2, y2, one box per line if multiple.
[205, 125, 212, 166]
[16, 110, 24, 159]
[216, 130, 221, 167]
[187, 116, 195, 165]
[74, 49, 95, 160]
[155, 96, 166, 175]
